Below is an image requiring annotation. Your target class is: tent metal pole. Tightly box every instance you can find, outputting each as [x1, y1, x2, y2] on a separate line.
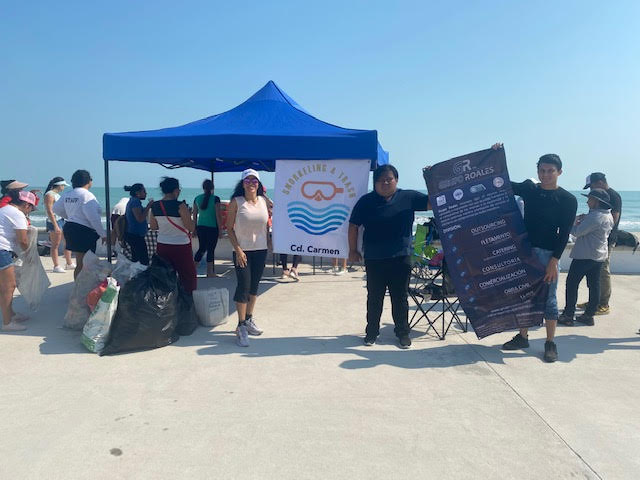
[104, 159, 112, 263]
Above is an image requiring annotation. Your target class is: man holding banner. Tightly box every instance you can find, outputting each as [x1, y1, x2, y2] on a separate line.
[348, 165, 431, 349]
[500, 147, 577, 362]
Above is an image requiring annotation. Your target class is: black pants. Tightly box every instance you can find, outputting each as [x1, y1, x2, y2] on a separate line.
[564, 259, 603, 317]
[233, 249, 267, 303]
[279, 254, 301, 270]
[364, 255, 411, 337]
[194, 226, 219, 263]
[124, 232, 149, 265]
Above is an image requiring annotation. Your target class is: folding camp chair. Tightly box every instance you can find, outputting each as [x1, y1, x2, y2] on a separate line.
[409, 230, 468, 339]
[411, 220, 440, 291]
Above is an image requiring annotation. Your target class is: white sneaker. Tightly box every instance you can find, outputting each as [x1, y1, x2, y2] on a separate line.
[53, 265, 66, 273]
[2, 321, 27, 332]
[334, 269, 346, 276]
[236, 324, 249, 347]
[66, 263, 76, 270]
[245, 317, 263, 336]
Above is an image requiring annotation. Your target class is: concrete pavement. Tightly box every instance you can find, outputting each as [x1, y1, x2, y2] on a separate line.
[1, 257, 639, 479]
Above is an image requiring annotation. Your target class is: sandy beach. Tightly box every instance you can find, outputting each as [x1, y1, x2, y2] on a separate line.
[1, 255, 639, 480]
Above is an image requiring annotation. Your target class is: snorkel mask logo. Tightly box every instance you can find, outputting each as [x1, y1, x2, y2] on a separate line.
[288, 181, 349, 236]
[301, 181, 344, 201]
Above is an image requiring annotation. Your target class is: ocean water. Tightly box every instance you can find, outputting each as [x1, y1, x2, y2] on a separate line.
[27, 187, 640, 232]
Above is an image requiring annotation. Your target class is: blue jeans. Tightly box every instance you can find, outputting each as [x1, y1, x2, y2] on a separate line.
[0, 249, 14, 271]
[533, 247, 559, 320]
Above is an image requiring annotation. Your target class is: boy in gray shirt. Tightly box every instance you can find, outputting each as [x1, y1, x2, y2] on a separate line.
[559, 189, 614, 326]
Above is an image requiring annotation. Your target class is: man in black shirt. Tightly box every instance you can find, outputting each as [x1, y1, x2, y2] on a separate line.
[500, 148, 578, 362]
[349, 164, 430, 349]
[580, 172, 621, 314]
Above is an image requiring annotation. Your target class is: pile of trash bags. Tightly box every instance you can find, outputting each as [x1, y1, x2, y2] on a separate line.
[77, 255, 196, 355]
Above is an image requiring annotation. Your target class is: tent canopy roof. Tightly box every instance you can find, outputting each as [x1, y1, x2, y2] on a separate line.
[103, 81, 388, 172]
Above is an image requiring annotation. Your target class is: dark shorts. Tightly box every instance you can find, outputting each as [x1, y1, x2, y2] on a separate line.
[46, 218, 65, 232]
[63, 221, 99, 254]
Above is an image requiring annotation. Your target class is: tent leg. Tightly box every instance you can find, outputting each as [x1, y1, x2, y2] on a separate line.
[104, 159, 112, 264]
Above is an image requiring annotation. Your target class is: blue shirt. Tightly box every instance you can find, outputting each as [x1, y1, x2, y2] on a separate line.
[350, 189, 430, 260]
[125, 197, 148, 236]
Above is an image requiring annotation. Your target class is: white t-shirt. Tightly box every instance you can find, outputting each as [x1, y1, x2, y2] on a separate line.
[112, 197, 129, 216]
[45, 190, 62, 221]
[53, 188, 107, 237]
[0, 204, 28, 251]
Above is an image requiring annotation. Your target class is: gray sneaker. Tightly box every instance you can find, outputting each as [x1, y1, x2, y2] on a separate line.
[236, 324, 249, 347]
[245, 317, 263, 336]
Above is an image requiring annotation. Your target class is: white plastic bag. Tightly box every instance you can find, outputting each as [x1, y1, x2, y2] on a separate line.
[15, 226, 51, 310]
[63, 251, 111, 330]
[193, 288, 229, 327]
[111, 253, 147, 286]
[81, 277, 119, 354]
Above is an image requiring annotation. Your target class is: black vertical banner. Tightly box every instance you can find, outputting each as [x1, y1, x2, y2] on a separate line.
[425, 148, 548, 338]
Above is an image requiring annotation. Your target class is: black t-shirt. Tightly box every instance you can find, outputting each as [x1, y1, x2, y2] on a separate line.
[511, 180, 577, 259]
[606, 187, 622, 245]
[349, 189, 430, 260]
[151, 199, 183, 218]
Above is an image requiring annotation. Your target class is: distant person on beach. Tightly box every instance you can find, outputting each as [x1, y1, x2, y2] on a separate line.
[559, 189, 613, 327]
[0, 191, 38, 331]
[577, 172, 621, 316]
[193, 179, 222, 277]
[348, 164, 431, 349]
[124, 183, 153, 266]
[44, 177, 75, 273]
[499, 147, 577, 362]
[53, 170, 107, 279]
[280, 254, 301, 280]
[150, 177, 196, 292]
[111, 196, 129, 229]
[332, 257, 347, 275]
[226, 169, 271, 347]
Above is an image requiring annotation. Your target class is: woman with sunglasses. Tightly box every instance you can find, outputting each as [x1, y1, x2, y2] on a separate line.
[149, 177, 196, 292]
[43, 176, 74, 273]
[53, 170, 106, 279]
[226, 169, 271, 347]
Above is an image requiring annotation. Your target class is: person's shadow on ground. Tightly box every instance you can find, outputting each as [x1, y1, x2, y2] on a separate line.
[195, 325, 640, 369]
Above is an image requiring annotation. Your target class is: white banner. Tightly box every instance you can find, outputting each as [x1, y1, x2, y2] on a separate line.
[273, 159, 370, 259]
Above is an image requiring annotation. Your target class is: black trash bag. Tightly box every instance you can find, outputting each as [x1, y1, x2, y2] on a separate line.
[176, 288, 198, 336]
[101, 255, 180, 355]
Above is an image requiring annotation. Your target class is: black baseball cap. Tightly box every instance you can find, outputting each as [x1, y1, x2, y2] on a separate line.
[583, 172, 606, 189]
[581, 188, 611, 208]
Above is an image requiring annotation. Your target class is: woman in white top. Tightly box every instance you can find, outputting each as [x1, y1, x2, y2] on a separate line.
[149, 177, 196, 293]
[226, 169, 271, 347]
[0, 191, 37, 331]
[53, 170, 107, 279]
[44, 176, 74, 273]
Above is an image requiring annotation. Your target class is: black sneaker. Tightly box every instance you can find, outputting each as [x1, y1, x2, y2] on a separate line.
[502, 333, 529, 350]
[363, 335, 377, 346]
[575, 314, 595, 326]
[398, 335, 412, 349]
[544, 341, 558, 362]
[558, 314, 575, 326]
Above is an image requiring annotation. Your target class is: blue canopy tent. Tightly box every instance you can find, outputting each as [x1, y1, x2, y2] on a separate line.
[101, 80, 389, 258]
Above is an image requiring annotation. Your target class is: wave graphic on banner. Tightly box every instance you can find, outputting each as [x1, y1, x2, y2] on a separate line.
[287, 201, 350, 236]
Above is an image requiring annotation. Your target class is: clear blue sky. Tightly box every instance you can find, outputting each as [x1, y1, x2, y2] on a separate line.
[2, 0, 639, 190]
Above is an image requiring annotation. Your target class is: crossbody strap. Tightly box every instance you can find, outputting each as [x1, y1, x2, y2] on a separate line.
[158, 201, 192, 240]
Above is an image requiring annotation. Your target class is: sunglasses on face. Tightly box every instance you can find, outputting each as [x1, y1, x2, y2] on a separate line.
[243, 178, 259, 185]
